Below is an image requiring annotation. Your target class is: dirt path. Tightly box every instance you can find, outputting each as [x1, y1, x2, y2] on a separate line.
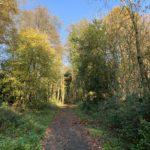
[42, 105, 102, 150]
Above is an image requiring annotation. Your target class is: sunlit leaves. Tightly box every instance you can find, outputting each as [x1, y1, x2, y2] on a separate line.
[8, 28, 61, 107]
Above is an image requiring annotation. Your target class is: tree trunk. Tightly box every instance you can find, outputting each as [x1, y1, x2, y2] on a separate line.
[129, 11, 150, 91]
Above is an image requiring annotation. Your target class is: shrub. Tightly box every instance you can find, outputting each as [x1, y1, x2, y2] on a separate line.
[80, 93, 150, 149]
[0, 108, 22, 131]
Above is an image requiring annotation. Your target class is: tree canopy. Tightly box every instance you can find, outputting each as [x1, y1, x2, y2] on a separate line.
[0, 1, 150, 149]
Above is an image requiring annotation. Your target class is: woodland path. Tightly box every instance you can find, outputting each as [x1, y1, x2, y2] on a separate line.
[42, 105, 102, 150]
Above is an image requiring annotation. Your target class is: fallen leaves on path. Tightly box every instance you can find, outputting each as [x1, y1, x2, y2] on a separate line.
[42, 105, 102, 150]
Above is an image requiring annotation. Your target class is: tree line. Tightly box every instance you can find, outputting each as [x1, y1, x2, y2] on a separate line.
[68, 0, 150, 149]
[0, 0, 64, 109]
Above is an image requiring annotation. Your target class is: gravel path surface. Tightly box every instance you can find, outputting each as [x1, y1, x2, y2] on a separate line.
[42, 105, 102, 150]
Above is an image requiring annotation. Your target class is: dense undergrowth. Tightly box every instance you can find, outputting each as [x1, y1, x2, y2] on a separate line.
[76, 93, 150, 150]
[0, 102, 58, 150]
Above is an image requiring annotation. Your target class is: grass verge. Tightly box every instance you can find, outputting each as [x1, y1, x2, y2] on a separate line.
[0, 103, 58, 150]
[75, 105, 124, 150]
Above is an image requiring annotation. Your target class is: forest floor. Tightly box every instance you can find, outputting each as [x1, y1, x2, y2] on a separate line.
[42, 105, 102, 150]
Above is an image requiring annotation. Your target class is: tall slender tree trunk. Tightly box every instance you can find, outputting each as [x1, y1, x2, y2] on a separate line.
[129, 10, 150, 91]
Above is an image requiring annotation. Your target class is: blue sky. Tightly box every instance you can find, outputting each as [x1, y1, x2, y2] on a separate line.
[21, 0, 120, 44]
[21, 0, 120, 66]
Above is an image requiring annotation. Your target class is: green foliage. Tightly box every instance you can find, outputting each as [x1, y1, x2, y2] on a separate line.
[0, 1, 63, 149]
[137, 120, 150, 150]
[69, 20, 112, 103]
[75, 105, 124, 150]
[0, 71, 21, 105]
[64, 70, 72, 103]
[0, 103, 57, 150]
[77, 93, 150, 150]
[6, 28, 61, 108]
[0, 108, 21, 130]
[69, 5, 150, 149]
